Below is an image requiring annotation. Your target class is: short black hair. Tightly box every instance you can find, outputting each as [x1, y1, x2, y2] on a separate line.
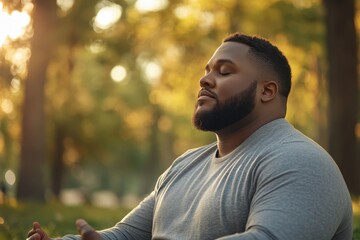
[223, 33, 292, 98]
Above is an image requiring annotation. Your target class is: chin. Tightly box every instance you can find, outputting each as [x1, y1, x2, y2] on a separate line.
[195, 103, 215, 114]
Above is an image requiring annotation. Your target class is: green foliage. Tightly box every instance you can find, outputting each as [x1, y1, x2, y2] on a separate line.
[0, 0, 357, 198]
[355, 214, 360, 239]
[0, 202, 130, 239]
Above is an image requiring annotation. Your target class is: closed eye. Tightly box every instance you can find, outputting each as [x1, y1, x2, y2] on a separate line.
[219, 72, 231, 76]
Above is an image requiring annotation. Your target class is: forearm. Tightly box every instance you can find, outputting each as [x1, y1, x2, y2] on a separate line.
[61, 222, 150, 240]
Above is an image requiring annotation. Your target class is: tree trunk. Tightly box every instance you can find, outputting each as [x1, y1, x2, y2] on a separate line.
[323, 0, 360, 195]
[16, 0, 57, 201]
[51, 125, 65, 199]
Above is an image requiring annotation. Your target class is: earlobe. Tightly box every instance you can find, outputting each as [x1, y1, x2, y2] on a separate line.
[260, 81, 278, 103]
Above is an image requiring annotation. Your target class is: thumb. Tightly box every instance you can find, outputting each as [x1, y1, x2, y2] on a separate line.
[75, 219, 102, 240]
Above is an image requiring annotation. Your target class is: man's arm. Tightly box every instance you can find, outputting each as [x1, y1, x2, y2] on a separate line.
[27, 191, 155, 240]
[92, 191, 155, 240]
[216, 146, 352, 240]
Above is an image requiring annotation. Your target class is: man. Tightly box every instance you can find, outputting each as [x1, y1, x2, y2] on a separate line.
[27, 33, 353, 240]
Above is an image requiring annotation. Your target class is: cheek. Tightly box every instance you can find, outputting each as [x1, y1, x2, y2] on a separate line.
[216, 80, 248, 102]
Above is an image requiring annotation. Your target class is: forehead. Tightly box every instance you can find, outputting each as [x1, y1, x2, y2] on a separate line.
[208, 41, 251, 66]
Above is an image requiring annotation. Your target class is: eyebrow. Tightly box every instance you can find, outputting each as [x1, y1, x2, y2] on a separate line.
[205, 59, 236, 72]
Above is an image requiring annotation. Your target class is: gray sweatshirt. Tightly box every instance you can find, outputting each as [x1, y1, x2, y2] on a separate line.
[64, 119, 352, 240]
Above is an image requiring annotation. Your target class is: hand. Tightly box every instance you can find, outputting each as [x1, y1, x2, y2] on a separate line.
[27, 222, 51, 240]
[76, 219, 102, 240]
[26, 219, 101, 240]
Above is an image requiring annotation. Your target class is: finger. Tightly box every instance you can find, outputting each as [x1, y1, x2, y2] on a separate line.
[33, 222, 41, 230]
[28, 222, 41, 237]
[76, 219, 94, 234]
[75, 219, 101, 240]
[28, 229, 37, 237]
[26, 232, 41, 240]
[35, 227, 48, 239]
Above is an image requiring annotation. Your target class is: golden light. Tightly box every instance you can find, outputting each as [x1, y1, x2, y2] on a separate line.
[5, 169, 16, 186]
[1, 99, 14, 114]
[136, 54, 163, 84]
[355, 122, 360, 138]
[0, 2, 31, 47]
[143, 61, 162, 85]
[111, 65, 127, 82]
[353, 199, 360, 215]
[93, 1, 122, 31]
[89, 40, 106, 54]
[57, 0, 74, 12]
[135, 0, 168, 13]
[10, 78, 21, 93]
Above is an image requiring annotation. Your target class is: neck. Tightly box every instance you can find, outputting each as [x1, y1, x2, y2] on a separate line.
[214, 115, 283, 158]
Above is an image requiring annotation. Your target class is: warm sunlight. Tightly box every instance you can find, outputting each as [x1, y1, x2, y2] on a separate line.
[138, 60, 162, 85]
[0, 2, 31, 47]
[0, 99, 14, 114]
[93, 1, 122, 31]
[57, 0, 74, 12]
[4, 170, 16, 186]
[111, 65, 127, 82]
[135, 0, 168, 13]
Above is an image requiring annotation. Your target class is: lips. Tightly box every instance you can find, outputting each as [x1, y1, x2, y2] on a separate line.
[198, 89, 216, 99]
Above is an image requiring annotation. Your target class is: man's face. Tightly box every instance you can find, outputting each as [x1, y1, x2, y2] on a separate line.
[192, 42, 259, 131]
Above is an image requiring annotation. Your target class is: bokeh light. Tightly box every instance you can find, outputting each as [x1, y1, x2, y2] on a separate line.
[143, 61, 162, 84]
[135, 0, 168, 13]
[93, 1, 122, 31]
[111, 65, 127, 82]
[57, 0, 74, 12]
[5, 170, 16, 186]
[0, 2, 31, 47]
[1, 99, 14, 114]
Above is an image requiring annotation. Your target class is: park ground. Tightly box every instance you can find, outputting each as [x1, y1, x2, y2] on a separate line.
[0, 198, 359, 239]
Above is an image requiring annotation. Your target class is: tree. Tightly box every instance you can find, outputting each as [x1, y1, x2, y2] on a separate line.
[323, 0, 360, 195]
[16, 0, 58, 201]
[12, 0, 353, 201]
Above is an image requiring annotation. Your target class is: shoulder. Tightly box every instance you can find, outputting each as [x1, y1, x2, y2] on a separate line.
[250, 120, 350, 198]
[250, 129, 353, 238]
[252, 119, 336, 171]
[253, 125, 352, 210]
[255, 127, 340, 183]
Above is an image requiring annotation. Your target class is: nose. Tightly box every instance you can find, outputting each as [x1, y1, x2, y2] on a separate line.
[199, 73, 215, 88]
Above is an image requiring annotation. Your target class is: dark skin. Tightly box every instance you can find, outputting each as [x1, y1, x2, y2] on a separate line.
[197, 41, 286, 157]
[27, 220, 101, 240]
[27, 42, 286, 240]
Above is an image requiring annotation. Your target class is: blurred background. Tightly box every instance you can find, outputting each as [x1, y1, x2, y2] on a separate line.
[0, 0, 359, 209]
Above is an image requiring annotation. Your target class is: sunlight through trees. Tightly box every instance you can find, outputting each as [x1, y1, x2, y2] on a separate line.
[0, 0, 358, 201]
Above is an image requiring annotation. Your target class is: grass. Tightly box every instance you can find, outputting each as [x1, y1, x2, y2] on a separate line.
[0, 199, 360, 239]
[354, 199, 360, 240]
[0, 199, 131, 240]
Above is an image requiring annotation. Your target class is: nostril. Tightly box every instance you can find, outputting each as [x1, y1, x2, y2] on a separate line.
[200, 75, 215, 88]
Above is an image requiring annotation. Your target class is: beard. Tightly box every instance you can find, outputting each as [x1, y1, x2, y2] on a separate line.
[192, 81, 257, 131]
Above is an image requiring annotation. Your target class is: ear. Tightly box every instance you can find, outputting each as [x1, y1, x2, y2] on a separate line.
[260, 81, 278, 103]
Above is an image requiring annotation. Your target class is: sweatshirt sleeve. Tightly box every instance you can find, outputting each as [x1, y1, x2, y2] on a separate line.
[62, 191, 155, 240]
[61, 163, 177, 240]
[216, 142, 352, 240]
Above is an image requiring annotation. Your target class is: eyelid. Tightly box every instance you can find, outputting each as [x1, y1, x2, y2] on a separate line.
[205, 61, 234, 75]
[219, 66, 232, 75]
[219, 71, 231, 76]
